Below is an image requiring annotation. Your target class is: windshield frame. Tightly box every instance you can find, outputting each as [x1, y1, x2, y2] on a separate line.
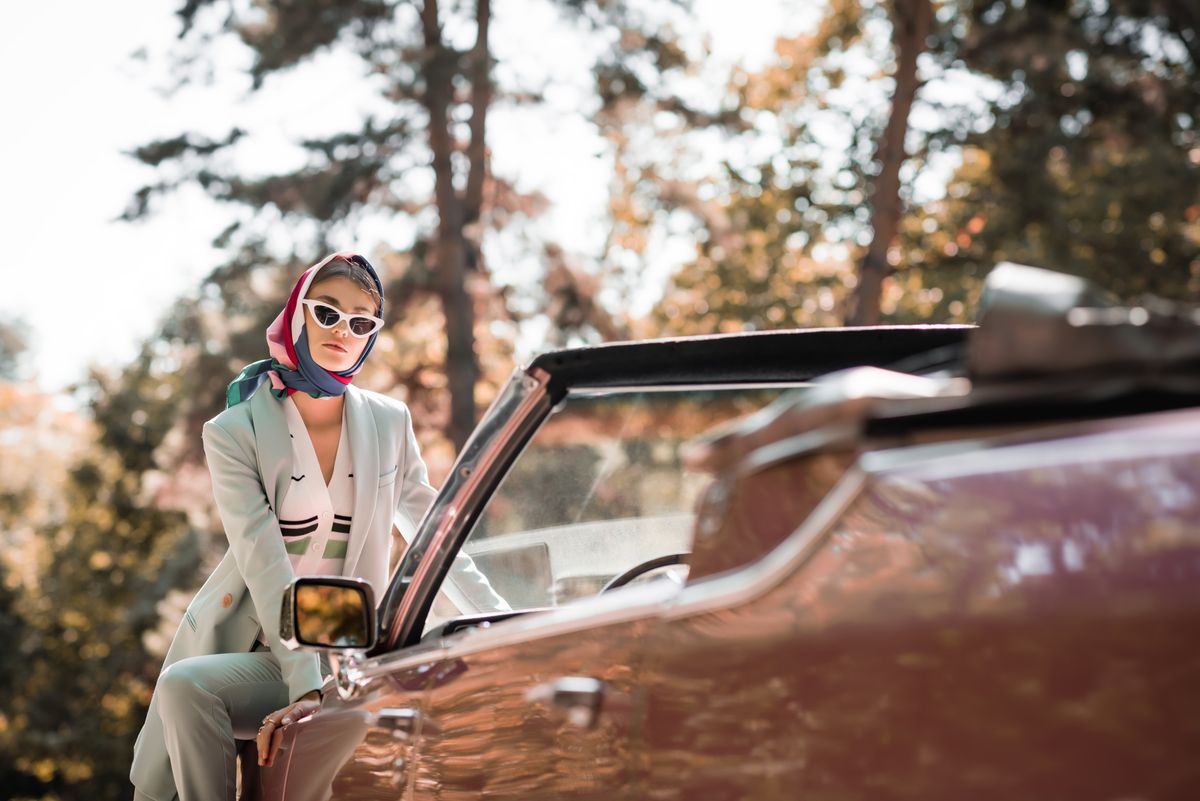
[378, 367, 553, 650]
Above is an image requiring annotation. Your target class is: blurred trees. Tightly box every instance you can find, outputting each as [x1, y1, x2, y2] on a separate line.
[643, 0, 1198, 333]
[126, 0, 698, 450]
[910, 0, 1200, 306]
[0, 319, 28, 380]
[849, 0, 932, 324]
[637, 0, 914, 333]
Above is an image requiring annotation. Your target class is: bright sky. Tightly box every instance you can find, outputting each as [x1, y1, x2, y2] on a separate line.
[1, 0, 795, 397]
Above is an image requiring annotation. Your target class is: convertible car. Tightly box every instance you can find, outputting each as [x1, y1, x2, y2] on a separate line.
[253, 263, 1200, 800]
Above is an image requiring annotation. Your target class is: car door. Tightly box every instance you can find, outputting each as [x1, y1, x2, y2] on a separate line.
[240, 653, 436, 801]
[639, 409, 1200, 800]
[403, 591, 668, 800]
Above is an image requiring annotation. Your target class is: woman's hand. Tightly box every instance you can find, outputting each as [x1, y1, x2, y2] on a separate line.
[257, 690, 320, 767]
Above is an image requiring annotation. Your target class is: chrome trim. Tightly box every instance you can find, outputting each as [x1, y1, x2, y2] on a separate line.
[340, 640, 446, 687]
[567, 382, 813, 398]
[349, 584, 676, 685]
[661, 467, 868, 620]
[424, 578, 682, 664]
[332, 651, 367, 700]
[735, 422, 859, 477]
[859, 405, 1200, 476]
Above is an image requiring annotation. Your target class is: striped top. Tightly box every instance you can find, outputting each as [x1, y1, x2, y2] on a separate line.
[259, 396, 355, 647]
[278, 396, 355, 574]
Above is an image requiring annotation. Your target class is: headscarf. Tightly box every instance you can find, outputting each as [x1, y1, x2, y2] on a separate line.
[225, 253, 385, 408]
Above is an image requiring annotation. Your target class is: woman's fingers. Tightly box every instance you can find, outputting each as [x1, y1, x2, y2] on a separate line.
[258, 700, 320, 767]
[266, 725, 286, 767]
[257, 718, 274, 765]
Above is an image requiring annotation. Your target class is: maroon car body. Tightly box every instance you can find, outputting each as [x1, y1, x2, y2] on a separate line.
[246, 265, 1200, 800]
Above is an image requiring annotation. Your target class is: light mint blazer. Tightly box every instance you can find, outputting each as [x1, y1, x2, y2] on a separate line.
[130, 383, 437, 801]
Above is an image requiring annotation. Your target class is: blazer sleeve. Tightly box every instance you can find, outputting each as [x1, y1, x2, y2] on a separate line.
[392, 405, 438, 541]
[391, 406, 510, 614]
[202, 419, 324, 703]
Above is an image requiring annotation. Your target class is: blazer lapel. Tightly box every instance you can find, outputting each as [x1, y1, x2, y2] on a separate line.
[249, 384, 292, 513]
[343, 385, 380, 576]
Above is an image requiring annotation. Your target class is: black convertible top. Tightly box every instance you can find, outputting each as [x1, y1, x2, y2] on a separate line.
[527, 325, 971, 400]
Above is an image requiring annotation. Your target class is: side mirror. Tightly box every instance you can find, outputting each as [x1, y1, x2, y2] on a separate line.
[281, 576, 378, 652]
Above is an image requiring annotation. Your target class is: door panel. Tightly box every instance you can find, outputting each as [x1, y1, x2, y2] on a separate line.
[642, 422, 1200, 799]
[410, 613, 653, 800]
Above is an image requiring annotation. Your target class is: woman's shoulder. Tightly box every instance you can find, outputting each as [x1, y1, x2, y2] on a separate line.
[206, 394, 255, 434]
[351, 386, 413, 423]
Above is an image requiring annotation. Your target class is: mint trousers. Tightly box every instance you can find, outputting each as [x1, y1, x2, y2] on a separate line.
[134, 645, 290, 801]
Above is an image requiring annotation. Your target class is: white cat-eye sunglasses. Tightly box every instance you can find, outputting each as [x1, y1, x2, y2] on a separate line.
[301, 299, 384, 338]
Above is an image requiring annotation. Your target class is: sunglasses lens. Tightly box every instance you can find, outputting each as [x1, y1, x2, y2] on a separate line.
[312, 303, 341, 327]
[349, 317, 378, 336]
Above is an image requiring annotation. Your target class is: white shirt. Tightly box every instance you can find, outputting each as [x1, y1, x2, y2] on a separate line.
[258, 396, 355, 646]
[277, 396, 356, 575]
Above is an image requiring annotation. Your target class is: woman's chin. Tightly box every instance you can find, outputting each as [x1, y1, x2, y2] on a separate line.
[314, 348, 355, 372]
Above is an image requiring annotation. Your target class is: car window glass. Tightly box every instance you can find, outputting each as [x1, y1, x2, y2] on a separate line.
[423, 386, 788, 635]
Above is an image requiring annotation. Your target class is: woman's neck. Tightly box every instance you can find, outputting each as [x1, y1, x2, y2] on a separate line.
[290, 391, 345, 429]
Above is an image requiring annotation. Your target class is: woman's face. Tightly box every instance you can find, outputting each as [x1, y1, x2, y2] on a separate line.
[303, 276, 379, 372]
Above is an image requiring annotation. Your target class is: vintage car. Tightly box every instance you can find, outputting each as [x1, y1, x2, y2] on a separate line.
[253, 263, 1200, 800]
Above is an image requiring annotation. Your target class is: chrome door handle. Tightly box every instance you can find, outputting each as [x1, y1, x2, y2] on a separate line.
[374, 707, 420, 741]
[371, 708, 427, 790]
[374, 707, 442, 740]
[526, 676, 605, 729]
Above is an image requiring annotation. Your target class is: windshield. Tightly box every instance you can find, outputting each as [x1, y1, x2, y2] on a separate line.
[422, 385, 794, 635]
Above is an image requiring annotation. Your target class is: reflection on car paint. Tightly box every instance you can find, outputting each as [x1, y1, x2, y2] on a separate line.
[639, 409, 1200, 800]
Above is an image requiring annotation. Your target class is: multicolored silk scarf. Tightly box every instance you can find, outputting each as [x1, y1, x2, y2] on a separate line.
[225, 253, 385, 408]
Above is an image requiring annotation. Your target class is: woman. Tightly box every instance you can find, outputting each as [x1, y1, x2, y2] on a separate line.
[129, 253, 438, 801]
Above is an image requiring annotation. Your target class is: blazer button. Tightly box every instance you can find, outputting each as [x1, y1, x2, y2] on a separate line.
[222, 593, 233, 608]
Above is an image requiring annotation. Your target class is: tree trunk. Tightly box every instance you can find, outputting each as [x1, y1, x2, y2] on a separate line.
[848, 0, 932, 326]
[421, 0, 483, 452]
[464, 0, 491, 228]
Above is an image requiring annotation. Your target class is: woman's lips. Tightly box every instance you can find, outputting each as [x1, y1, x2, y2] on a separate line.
[322, 342, 348, 353]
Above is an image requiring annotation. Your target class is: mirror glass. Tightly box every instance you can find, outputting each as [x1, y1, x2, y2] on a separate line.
[295, 583, 371, 648]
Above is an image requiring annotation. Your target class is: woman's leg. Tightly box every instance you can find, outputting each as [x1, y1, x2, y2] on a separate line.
[154, 650, 290, 801]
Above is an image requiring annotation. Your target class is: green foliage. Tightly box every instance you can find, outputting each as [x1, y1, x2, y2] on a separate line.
[0, 560, 38, 795]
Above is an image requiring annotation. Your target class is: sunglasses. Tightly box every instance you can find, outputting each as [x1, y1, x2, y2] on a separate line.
[301, 299, 384, 338]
